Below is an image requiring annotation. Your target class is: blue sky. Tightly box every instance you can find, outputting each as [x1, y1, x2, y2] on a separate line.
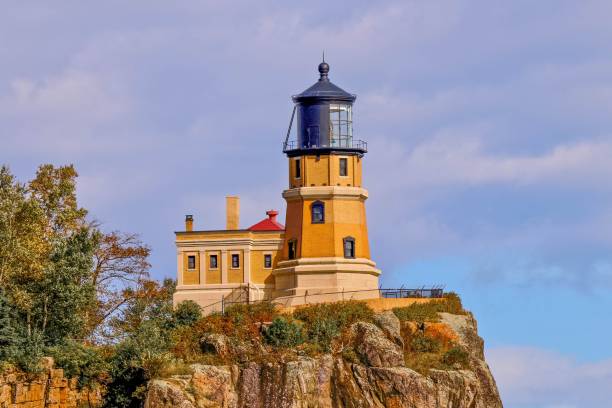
[2, 1, 612, 406]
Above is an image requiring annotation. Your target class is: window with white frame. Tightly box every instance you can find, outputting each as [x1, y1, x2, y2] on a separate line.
[343, 237, 355, 259]
[329, 104, 352, 148]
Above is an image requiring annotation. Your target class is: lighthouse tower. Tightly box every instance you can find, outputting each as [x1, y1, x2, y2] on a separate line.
[273, 61, 381, 304]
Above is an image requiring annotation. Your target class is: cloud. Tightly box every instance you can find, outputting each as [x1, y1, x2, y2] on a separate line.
[488, 346, 612, 408]
[385, 135, 612, 189]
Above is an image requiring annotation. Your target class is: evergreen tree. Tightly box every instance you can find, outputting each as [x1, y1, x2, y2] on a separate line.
[0, 289, 18, 362]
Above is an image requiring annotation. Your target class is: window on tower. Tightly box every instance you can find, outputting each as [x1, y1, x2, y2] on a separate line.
[288, 239, 297, 260]
[343, 237, 355, 259]
[339, 158, 348, 177]
[295, 159, 301, 179]
[329, 104, 352, 148]
[311, 201, 325, 224]
[231, 254, 240, 268]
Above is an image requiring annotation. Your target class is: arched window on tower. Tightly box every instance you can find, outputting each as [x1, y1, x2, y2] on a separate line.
[311, 201, 325, 224]
[343, 237, 355, 259]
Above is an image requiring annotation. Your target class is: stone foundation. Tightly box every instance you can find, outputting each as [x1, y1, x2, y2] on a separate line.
[0, 358, 101, 408]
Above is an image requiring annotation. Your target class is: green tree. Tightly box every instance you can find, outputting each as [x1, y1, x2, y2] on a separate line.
[103, 279, 177, 408]
[0, 289, 20, 363]
[29, 229, 97, 343]
[0, 166, 48, 291]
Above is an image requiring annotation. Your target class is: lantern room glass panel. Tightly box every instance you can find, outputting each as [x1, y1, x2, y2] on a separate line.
[329, 104, 353, 148]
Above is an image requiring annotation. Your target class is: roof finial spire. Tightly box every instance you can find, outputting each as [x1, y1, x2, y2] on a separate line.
[318, 53, 330, 81]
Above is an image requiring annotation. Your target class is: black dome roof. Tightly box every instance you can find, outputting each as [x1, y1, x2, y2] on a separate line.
[292, 62, 356, 103]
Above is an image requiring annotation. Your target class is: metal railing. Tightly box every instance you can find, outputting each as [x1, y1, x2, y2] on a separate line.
[381, 286, 445, 299]
[198, 285, 446, 314]
[283, 139, 368, 153]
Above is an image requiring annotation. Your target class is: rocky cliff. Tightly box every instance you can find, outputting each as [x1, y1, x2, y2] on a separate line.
[0, 358, 101, 408]
[144, 308, 502, 408]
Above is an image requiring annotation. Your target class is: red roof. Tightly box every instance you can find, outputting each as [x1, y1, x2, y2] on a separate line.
[248, 210, 285, 231]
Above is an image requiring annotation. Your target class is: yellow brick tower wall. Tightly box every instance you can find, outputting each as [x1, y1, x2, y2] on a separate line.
[282, 154, 370, 260]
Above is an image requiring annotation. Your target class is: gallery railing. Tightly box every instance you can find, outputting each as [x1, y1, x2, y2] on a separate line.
[198, 286, 446, 314]
[282, 139, 368, 153]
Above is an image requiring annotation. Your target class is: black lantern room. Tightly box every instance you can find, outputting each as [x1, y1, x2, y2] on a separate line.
[283, 61, 367, 157]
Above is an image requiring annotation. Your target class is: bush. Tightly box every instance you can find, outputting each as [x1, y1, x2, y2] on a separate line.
[442, 346, 469, 368]
[225, 302, 276, 323]
[263, 317, 303, 348]
[410, 333, 441, 353]
[424, 323, 458, 349]
[103, 321, 172, 408]
[12, 331, 45, 374]
[341, 347, 360, 364]
[47, 340, 108, 387]
[441, 293, 465, 315]
[173, 300, 202, 327]
[293, 301, 373, 352]
[393, 293, 466, 323]
[308, 318, 340, 352]
[294, 301, 373, 328]
[404, 352, 442, 375]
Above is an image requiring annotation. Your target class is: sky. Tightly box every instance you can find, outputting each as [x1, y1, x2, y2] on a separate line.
[2, 1, 612, 406]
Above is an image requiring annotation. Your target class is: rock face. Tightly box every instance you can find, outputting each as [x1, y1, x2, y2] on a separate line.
[145, 312, 503, 408]
[0, 358, 101, 408]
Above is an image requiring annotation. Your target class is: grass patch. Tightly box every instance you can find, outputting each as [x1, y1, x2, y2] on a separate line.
[404, 352, 444, 375]
[441, 346, 469, 368]
[392, 292, 466, 323]
[293, 301, 374, 352]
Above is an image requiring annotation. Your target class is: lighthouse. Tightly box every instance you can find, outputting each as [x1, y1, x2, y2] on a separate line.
[273, 60, 381, 303]
[173, 60, 381, 313]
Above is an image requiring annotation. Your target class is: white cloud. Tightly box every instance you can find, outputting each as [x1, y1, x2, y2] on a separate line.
[403, 137, 612, 187]
[488, 346, 612, 408]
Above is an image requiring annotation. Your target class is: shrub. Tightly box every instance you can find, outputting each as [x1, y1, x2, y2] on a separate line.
[393, 293, 466, 323]
[263, 317, 303, 348]
[225, 302, 276, 323]
[404, 352, 442, 375]
[308, 318, 340, 352]
[103, 320, 172, 408]
[341, 347, 360, 364]
[293, 301, 373, 353]
[424, 323, 458, 349]
[12, 331, 45, 374]
[173, 300, 202, 327]
[442, 346, 469, 368]
[410, 333, 441, 353]
[47, 340, 108, 387]
[294, 301, 373, 328]
[441, 292, 465, 315]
